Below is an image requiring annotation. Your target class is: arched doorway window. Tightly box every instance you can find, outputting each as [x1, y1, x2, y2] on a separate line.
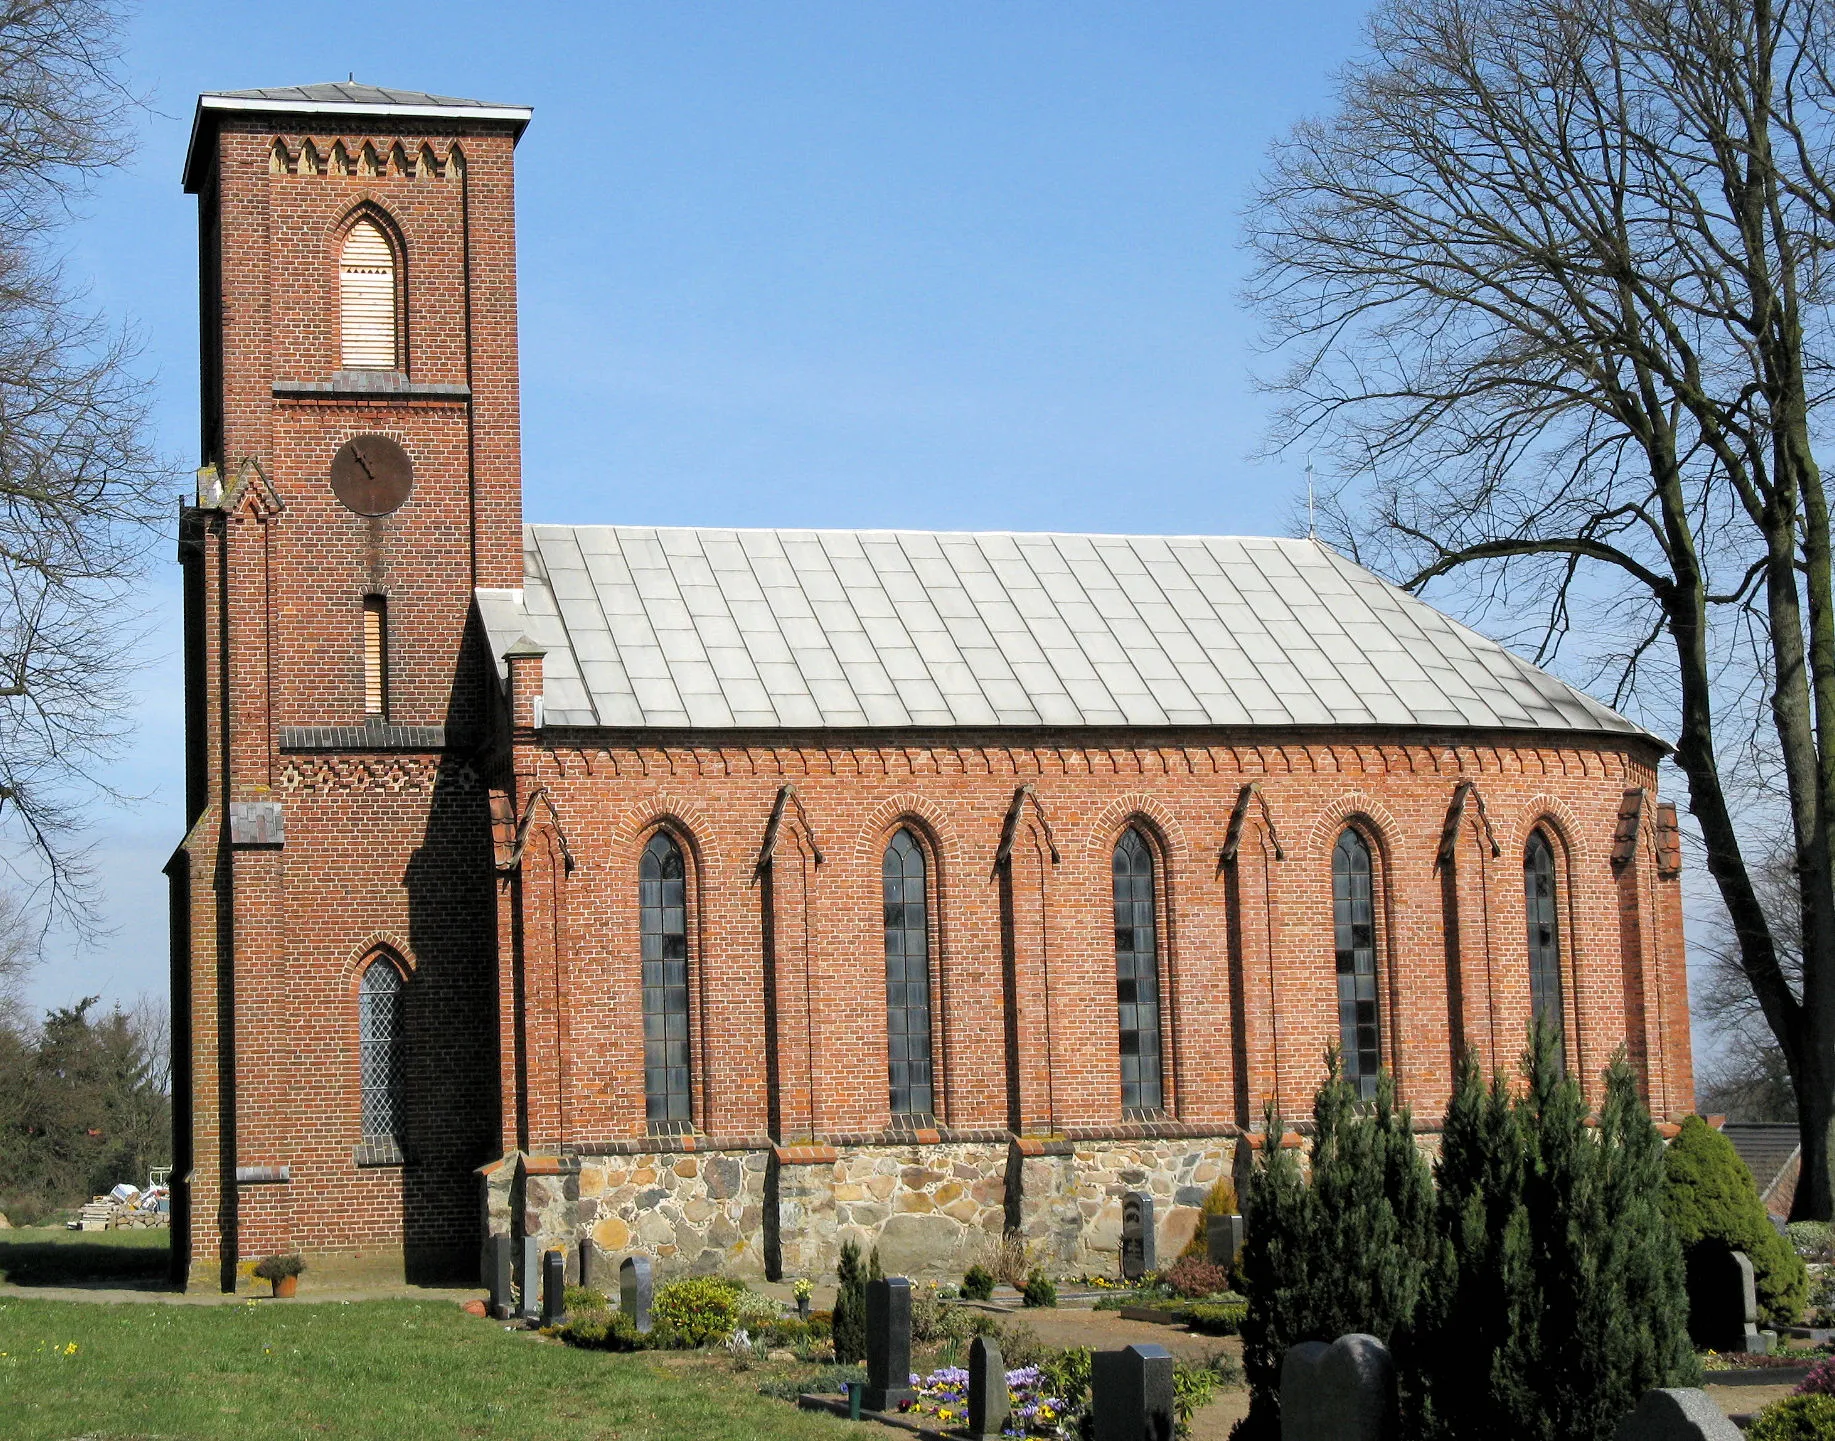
[1333, 828, 1381, 1098]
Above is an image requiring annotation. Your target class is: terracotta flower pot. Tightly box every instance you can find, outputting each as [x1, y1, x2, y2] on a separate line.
[272, 1275, 297, 1298]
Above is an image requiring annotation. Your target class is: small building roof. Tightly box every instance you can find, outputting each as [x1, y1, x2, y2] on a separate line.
[1720, 1122, 1802, 1217]
[184, 82, 532, 191]
[473, 525, 1655, 739]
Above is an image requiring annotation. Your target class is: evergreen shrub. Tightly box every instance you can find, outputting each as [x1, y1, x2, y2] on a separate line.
[1020, 1269, 1058, 1307]
[1665, 1114, 1808, 1329]
[832, 1241, 868, 1363]
[651, 1276, 741, 1346]
[960, 1263, 995, 1301]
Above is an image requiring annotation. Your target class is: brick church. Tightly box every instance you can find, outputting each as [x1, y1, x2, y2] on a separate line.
[169, 84, 1693, 1291]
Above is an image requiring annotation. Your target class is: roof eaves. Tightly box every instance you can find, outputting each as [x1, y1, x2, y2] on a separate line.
[184, 89, 533, 192]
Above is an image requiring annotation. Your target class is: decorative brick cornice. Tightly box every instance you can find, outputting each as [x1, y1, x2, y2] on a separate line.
[280, 723, 446, 751]
[565, 1134, 771, 1158]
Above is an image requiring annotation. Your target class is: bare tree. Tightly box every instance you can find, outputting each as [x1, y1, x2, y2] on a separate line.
[0, 0, 166, 929]
[1695, 846, 1801, 1118]
[1247, 0, 1835, 1217]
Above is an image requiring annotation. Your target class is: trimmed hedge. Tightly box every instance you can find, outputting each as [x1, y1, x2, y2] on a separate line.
[1664, 1114, 1808, 1329]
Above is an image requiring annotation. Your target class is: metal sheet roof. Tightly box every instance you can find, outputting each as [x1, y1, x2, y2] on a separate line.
[473, 526, 1649, 739]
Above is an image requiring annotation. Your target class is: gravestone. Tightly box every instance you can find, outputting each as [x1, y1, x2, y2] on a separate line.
[968, 1334, 1009, 1439]
[1207, 1213, 1245, 1270]
[578, 1238, 593, 1291]
[1686, 1247, 1763, 1354]
[518, 1236, 541, 1321]
[1612, 1388, 1743, 1441]
[1122, 1192, 1156, 1280]
[541, 1249, 566, 1327]
[487, 1234, 514, 1320]
[1091, 1343, 1175, 1441]
[1280, 1333, 1394, 1441]
[863, 1276, 916, 1412]
[620, 1254, 654, 1334]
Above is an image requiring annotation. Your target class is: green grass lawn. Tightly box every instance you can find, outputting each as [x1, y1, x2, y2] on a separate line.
[0, 1227, 170, 1286]
[0, 1296, 855, 1440]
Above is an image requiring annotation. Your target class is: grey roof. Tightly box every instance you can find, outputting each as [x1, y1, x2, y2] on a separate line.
[473, 526, 1651, 738]
[202, 82, 522, 111]
[185, 82, 531, 191]
[1720, 1123, 1801, 1203]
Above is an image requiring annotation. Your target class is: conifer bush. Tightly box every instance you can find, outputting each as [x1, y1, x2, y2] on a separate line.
[832, 1240, 867, 1363]
[1232, 1028, 1696, 1441]
[1665, 1113, 1807, 1329]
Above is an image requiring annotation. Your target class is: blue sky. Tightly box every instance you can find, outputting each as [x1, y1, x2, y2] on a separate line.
[27, 2, 1378, 1014]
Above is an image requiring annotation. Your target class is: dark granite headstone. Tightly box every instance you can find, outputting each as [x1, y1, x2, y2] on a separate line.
[968, 1334, 1009, 1439]
[1122, 1191, 1156, 1280]
[541, 1249, 566, 1327]
[518, 1236, 541, 1320]
[1611, 1388, 1743, 1441]
[620, 1254, 654, 1334]
[578, 1238, 593, 1291]
[1206, 1213, 1245, 1270]
[487, 1234, 514, 1320]
[1091, 1343, 1174, 1441]
[1280, 1333, 1394, 1441]
[1686, 1247, 1763, 1354]
[864, 1276, 916, 1412]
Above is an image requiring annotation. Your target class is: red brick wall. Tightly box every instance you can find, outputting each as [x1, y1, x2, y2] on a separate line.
[499, 732, 1694, 1156]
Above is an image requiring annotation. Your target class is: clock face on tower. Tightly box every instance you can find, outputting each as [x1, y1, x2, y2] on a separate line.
[330, 435, 414, 516]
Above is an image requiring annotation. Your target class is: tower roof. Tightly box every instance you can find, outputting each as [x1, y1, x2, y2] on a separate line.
[184, 82, 532, 191]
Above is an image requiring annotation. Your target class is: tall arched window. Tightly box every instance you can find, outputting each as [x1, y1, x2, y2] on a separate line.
[340, 219, 397, 369]
[640, 831, 692, 1125]
[1333, 828, 1381, 1099]
[359, 959, 406, 1140]
[1113, 827, 1164, 1112]
[883, 828, 934, 1118]
[1524, 830, 1566, 1059]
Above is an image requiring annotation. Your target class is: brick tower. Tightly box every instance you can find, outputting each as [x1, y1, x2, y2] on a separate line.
[170, 85, 531, 1289]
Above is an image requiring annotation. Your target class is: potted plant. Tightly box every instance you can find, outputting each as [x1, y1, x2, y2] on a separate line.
[253, 1253, 305, 1298]
[793, 1276, 814, 1320]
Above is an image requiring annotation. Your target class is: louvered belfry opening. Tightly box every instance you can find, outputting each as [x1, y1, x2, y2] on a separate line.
[363, 597, 388, 717]
[340, 219, 397, 369]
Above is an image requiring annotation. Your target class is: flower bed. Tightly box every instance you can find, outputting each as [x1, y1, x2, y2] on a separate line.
[898, 1364, 1078, 1437]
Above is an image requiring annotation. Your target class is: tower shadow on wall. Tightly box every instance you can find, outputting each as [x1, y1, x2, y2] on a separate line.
[398, 621, 500, 1284]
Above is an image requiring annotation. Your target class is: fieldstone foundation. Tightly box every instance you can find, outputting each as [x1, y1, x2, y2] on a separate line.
[485, 1126, 1257, 1282]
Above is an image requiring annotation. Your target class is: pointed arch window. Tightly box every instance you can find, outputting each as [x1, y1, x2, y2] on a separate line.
[1333, 828, 1381, 1098]
[640, 832, 692, 1124]
[340, 219, 397, 369]
[1113, 827, 1164, 1112]
[1525, 830, 1566, 1060]
[883, 828, 934, 1118]
[359, 959, 406, 1140]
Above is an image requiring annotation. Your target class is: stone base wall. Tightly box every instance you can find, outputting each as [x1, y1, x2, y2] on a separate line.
[487, 1129, 1253, 1284]
[1011, 1137, 1236, 1274]
[772, 1140, 1010, 1280]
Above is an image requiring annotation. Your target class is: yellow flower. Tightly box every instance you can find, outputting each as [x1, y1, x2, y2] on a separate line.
[62, 1343, 77, 1355]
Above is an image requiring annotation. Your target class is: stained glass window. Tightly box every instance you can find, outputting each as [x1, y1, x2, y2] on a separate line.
[359, 960, 406, 1140]
[1113, 828, 1164, 1112]
[883, 828, 934, 1118]
[1525, 830, 1566, 1062]
[641, 831, 692, 1124]
[1333, 828, 1381, 1099]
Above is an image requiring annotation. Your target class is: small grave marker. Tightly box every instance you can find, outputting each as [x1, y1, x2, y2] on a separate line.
[1091, 1342, 1174, 1441]
[486, 1234, 513, 1320]
[620, 1254, 653, 1333]
[1207, 1212, 1245, 1269]
[1122, 1191, 1156, 1280]
[863, 1276, 916, 1412]
[1280, 1333, 1394, 1441]
[541, 1249, 566, 1327]
[968, 1334, 1009, 1439]
[518, 1236, 540, 1320]
[1612, 1388, 1742, 1441]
